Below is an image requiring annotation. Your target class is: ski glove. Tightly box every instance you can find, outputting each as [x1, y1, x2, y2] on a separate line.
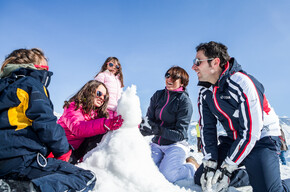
[212, 161, 238, 192]
[200, 159, 218, 192]
[104, 115, 124, 131]
[139, 116, 160, 136]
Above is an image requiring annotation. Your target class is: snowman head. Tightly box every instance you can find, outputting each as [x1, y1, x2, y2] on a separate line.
[117, 85, 142, 128]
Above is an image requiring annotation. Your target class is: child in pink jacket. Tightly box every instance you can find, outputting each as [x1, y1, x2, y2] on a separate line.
[95, 57, 124, 118]
[58, 80, 123, 164]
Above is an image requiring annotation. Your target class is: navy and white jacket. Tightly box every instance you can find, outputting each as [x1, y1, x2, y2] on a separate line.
[198, 58, 280, 165]
[0, 67, 70, 162]
[147, 88, 193, 146]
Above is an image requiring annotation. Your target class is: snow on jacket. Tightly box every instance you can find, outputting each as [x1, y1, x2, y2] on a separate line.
[0, 67, 70, 161]
[57, 102, 107, 149]
[147, 88, 193, 146]
[197, 58, 280, 165]
[95, 70, 122, 111]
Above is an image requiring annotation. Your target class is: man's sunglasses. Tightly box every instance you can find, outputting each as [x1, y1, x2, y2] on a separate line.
[108, 63, 120, 69]
[193, 58, 214, 66]
[96, 91, 107, 100]
[165, 72, 181, 79]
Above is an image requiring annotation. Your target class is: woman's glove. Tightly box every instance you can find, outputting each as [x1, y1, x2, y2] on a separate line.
[211, 161, 238, 192]
[139, 116, 160, 136]
[200, 159, 218, 192]
[104, 115, 124, 131]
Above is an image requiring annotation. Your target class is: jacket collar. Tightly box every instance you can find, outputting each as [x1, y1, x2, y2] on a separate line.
[0, 63, 37, 78]
[104, 69, 120, 78]
[165, 87, 189, 96]
[0, 67, 53, 92]
[197, 57, 242, 89]
[216, 57, 242, 87]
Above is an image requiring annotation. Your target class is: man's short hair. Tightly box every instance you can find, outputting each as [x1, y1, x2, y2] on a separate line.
[196, 41, 230, 68]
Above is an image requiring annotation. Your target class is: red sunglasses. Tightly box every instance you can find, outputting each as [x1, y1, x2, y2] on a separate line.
[34, 65, 49, 71]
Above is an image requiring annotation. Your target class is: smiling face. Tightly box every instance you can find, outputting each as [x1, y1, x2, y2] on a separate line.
[192, 50, 222, 84]
[94, 84, 107, 107]
[192, 50, 213, 82]
[165, 77, 183, 91]
[106, 60, 119, 75]
[165, 72, 183, 91]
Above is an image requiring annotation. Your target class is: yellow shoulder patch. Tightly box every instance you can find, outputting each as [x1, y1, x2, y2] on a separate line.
[43, 86, 48, 97]
[8, 88, 33, 131]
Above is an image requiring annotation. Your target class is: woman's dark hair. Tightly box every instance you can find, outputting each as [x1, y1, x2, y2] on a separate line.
[1, 48, 47, 71]
[63, 80, 109, 118]
[196, 41, 230, 68]
[95, 57, 124, 88]
[165, 66, 189, 88]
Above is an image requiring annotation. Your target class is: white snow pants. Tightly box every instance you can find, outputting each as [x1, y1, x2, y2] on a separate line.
[150, 142, 195, 183]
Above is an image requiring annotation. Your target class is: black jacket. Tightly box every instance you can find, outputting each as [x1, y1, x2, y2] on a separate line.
[147, 88, 193, 145]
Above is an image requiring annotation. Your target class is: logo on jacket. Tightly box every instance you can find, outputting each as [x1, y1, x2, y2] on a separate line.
[220, 95, 231, 99]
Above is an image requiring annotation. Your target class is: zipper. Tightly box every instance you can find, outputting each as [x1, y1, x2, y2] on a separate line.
[213, 86, 237, 139]
[158, 90, 170, 144]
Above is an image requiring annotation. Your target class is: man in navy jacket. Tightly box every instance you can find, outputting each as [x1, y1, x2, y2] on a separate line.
[192, 41, 290, 192]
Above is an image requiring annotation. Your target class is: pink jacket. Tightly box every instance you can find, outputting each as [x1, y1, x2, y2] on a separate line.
[57, 102, 107, 149]
[95, 70, 122, 111]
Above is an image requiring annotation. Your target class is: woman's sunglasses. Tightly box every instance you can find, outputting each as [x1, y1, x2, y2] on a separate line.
[96, 91, 107, 100]
[165, 72, 181, 80]
[108, 63, 120, 69]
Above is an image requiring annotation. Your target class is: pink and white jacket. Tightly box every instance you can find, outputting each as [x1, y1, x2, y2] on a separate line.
[95, 70, 122, 111]
[57, 102, 107, 150]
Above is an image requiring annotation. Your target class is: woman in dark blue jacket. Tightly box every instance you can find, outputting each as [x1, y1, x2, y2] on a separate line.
[140, 66, 197, 183]
[0, 48, 95, 192]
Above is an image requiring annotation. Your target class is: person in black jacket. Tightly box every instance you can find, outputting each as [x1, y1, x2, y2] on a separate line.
[139, 66, 198, 183]
[0, 48, 96, 192]
[192, 41, 290, 192]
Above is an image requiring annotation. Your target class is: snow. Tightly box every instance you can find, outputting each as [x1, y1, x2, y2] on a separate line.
[77, 85, 290, 192]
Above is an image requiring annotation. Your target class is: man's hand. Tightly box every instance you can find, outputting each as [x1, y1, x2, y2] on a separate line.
[211, 161, 238, 192]
[200, 159, 218, 192]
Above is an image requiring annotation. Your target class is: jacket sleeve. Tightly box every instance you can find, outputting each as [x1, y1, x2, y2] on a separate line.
[60, 105, 107, 138]
[146, 91, 158, 123]
[225, 72, 264, 165]
[25, 83, 70, 157]
[198, 87, 219, 161]
[95, 72, 105, 83]
[159, 94, 193, 142]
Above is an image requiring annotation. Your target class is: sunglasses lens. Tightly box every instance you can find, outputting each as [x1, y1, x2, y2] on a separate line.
[109, 63, 114, 67]
[165, 72, 170, 78]
[116, 65, 120, 69]
[193, 59, 200, 66]
[97, 91, 103, 97]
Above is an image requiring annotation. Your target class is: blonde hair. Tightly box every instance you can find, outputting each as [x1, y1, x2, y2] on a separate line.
[1, 48, 47, 72]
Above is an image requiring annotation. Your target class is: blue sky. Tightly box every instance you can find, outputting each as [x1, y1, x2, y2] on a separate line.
[1, 0, 290, 119]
